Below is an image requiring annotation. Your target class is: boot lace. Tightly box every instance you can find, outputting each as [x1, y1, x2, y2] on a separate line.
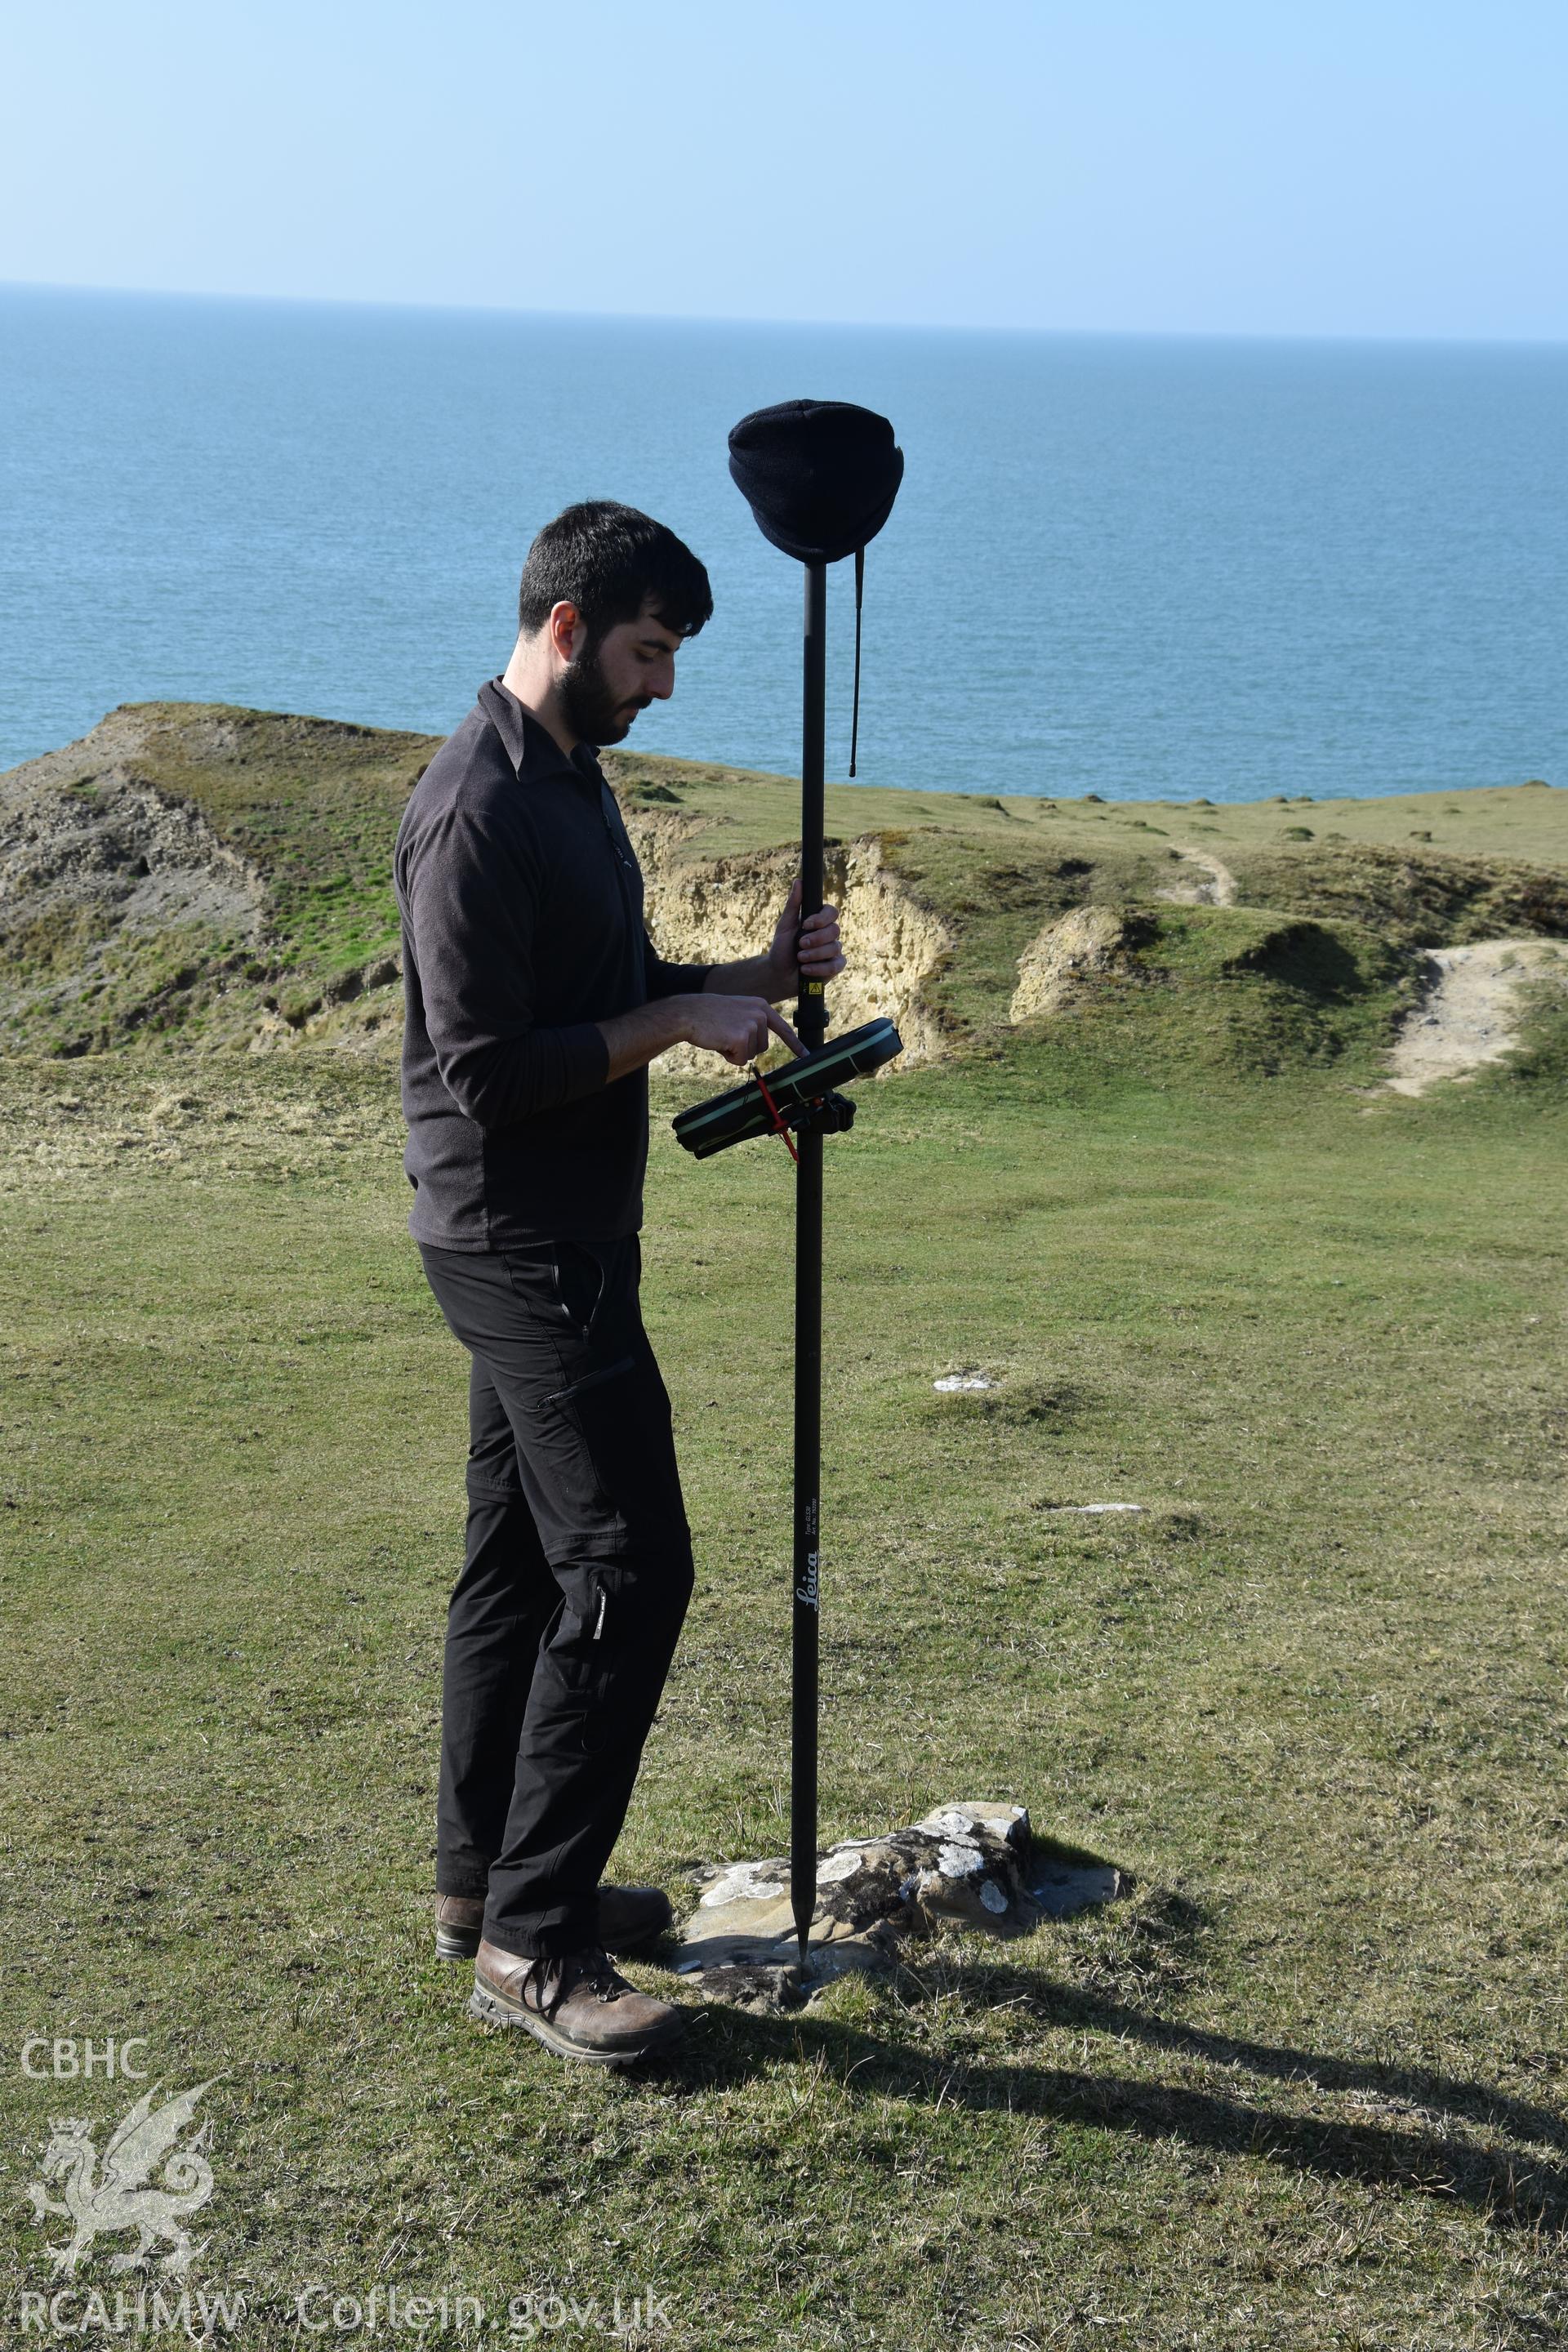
[528, 1947, 622, 2020]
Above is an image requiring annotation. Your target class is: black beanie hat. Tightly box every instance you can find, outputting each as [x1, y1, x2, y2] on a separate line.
[727, 399, 904, 567]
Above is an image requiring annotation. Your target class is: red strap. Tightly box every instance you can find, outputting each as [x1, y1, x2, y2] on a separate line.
[753, 1065, 800, 1165]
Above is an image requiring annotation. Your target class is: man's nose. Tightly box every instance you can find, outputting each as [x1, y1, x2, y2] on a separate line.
[649, 658, 675, 701]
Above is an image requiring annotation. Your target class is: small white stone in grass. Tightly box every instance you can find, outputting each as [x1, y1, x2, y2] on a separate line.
[934, 1373, 995, 1392]
[1041, 1503, 1146, 1515]
[979, 1879, 1010, 1915]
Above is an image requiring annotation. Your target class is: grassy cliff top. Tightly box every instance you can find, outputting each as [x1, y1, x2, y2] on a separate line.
[2, 699, 1565, 1069]
[18, 694, 1568, 883]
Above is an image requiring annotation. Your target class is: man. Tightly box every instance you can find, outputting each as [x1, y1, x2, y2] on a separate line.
[394, 501, 845, 2065]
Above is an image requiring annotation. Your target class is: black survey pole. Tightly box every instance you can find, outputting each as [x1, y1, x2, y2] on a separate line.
[791, 562, 828, 1966]
[724, 399, 904, 1978]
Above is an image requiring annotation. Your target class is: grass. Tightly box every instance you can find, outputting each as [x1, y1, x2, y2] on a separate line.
[2, 945, 1566, 2347]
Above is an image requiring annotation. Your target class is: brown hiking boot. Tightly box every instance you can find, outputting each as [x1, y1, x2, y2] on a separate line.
[470, 1940, 685, 2065]
[434, 1895, 487, 1961]
[598, 1882, 674, 1951]
[434, 1883, 672, 1962]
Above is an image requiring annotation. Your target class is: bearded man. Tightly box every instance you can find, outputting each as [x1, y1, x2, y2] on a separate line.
[394, 501, 844, 2063]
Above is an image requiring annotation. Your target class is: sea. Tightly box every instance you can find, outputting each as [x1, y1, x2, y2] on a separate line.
[2, 285, 1565, 802]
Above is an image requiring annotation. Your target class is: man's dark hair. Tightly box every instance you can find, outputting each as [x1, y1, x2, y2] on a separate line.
[517, 501, 712, 645]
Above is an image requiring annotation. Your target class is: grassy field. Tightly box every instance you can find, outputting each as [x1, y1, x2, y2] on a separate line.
[2, 898, 1566, 2348]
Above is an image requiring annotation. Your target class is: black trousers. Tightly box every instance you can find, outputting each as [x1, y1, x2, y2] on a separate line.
[419, 1236, 694, 1959]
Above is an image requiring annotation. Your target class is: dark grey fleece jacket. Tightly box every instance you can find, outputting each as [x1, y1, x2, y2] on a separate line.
[393, 680, 710, 1250]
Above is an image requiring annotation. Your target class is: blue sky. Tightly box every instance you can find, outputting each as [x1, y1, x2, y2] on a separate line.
[2, 0, 1564, 339]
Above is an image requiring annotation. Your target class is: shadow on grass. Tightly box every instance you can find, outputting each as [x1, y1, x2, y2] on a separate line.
[667, 1975, 1568, 2232]
[997, 1976, 1568, 2164]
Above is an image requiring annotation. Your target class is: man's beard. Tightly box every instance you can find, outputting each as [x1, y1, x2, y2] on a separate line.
[559, 641, 648, 746]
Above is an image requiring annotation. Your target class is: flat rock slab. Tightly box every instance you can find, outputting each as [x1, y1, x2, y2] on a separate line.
[675, 1802, 1125, 2007]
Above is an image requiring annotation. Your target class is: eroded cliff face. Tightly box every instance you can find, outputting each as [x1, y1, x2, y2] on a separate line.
[0, 752, 265, 942]
[0, 713, 271, 1054]
[1009, 906, 1134, 1022]
[251, 808, 958, 1067]
[628, 822, 955, 1076]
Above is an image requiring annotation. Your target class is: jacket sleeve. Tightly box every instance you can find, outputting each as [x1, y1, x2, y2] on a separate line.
[401, 805, 609, 1127]
[643, 929, 711, 1000]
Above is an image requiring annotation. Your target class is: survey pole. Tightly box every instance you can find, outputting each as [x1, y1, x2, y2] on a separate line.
[791, 558, 827, 1966]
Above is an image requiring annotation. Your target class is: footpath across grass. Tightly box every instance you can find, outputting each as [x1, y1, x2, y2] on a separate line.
[1, 1025, 1565, 2350]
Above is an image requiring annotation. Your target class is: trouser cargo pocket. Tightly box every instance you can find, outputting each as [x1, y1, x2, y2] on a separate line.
[546, 1561, 670, 1758]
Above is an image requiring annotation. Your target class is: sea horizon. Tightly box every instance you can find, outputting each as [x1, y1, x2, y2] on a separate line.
[10, 275, 1568, 350]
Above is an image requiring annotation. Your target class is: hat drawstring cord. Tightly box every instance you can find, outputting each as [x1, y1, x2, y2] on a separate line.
[849, 546, 865, 777]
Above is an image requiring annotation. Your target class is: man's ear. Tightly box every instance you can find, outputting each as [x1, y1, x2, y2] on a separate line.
[547, 600, 586, 667]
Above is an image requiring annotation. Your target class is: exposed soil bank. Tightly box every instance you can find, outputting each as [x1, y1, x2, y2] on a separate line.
[1385, 939, 1568, 1094]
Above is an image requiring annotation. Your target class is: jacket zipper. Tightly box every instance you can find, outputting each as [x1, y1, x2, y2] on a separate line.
[595, 782, 640, 922]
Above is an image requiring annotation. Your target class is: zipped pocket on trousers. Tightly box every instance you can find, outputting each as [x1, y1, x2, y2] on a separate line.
[550, 1240, 608, 1344]
[544, 1354, 635, 1409]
